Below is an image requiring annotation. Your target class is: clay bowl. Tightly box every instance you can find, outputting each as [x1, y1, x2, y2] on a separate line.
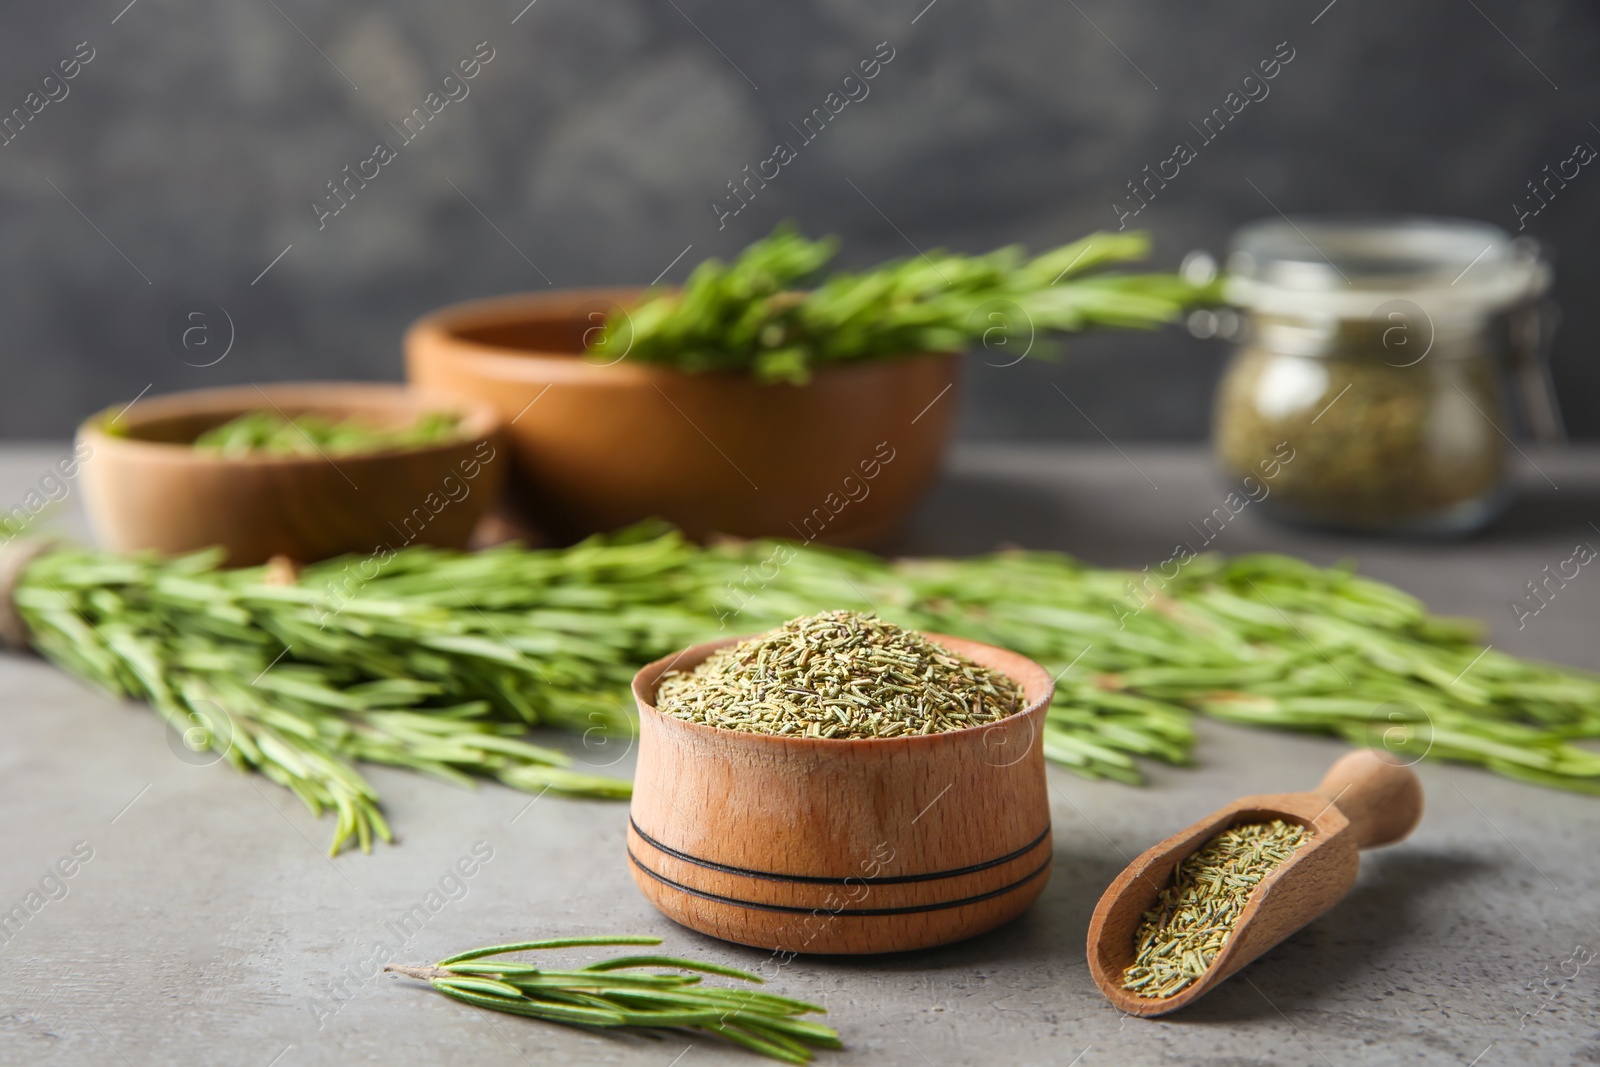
[405, 289, 961, 548]
[626, 632, 1054, 955]
[77, 383, 506, 566]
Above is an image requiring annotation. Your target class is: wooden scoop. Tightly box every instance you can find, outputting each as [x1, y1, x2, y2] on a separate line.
[1086, 749, 1423, 1016]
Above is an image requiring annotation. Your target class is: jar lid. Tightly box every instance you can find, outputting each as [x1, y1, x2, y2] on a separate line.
[1225, 216, 1549, 322]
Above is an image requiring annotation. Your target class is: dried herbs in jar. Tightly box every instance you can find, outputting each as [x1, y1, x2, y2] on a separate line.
[1215, 217, 1554, 535]
[1214, 327, 1507, 530]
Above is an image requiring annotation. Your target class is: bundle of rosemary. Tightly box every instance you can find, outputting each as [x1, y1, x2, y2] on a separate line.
[11, 524, 1600, 855]
[588, 227, 1216, 383]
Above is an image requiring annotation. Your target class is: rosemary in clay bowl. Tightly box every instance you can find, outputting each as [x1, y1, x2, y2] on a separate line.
[654, 610, 1026, 739]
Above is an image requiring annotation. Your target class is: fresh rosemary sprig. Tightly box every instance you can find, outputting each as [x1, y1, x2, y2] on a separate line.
[13, 525, 1600, 857]
[589, 226, 1217, 383]
[385, 936, 840, 1064]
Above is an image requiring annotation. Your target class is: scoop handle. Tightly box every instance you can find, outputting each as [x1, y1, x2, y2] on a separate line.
[1315, 749, 1423, 849]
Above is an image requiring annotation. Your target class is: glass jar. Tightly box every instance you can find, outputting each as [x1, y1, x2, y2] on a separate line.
[1212, 217, 1557, 535]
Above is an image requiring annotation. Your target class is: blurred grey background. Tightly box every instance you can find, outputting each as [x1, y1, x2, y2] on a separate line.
[2, 0, 1594, 440]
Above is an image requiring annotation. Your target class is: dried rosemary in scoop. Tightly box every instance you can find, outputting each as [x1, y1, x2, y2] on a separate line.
[655, 610, 1025, 738]
[1122, 819, 1311, 999]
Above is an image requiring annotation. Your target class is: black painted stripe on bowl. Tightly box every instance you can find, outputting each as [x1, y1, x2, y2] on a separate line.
[629, 818, 1050, 886]
[628, 848, 1051, 917]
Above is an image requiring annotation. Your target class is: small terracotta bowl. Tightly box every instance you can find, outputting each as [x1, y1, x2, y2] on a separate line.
[627, 632, 1055, 955]
[77, 383, 506, 566]
[405, 289, 961, 549]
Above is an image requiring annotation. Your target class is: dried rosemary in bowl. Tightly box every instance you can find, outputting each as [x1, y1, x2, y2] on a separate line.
[655, 610, 1025, 738]
[1122, 819, 1311, 999]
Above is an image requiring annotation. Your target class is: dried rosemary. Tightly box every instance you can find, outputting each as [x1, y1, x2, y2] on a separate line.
[655, 610, 1024, 738]
[1214, 344, 1505, 529]
[386, 935, 840, 1064]
[1122, 820, 1311, 999]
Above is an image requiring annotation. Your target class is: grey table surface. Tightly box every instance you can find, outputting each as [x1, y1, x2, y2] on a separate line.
[2, 442, 1598, 1067]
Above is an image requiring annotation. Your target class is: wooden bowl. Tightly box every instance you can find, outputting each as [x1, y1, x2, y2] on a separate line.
[77, 383, 507, 565]
[404, 289, 961, 549]
[626, 632, 1054, 955]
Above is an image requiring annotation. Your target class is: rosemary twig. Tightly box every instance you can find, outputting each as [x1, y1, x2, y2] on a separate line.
[386, 936, 841, 1064]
